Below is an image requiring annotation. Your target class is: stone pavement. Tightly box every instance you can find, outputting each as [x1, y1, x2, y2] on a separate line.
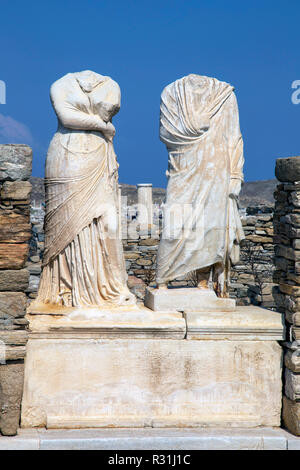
[0, 427, 300, 450]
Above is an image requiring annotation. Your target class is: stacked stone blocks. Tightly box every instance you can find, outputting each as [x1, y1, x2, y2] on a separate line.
[230, 206, 275, 309]
[0, 145, 32, 436]
[274, 156, 300, 435]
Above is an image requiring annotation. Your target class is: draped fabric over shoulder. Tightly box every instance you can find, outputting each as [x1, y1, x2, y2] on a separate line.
[156, 75, 245, 292]
[34, 71, 135, 307]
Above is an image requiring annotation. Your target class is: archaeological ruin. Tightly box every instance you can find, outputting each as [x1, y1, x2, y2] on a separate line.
[0, 71, 299, 449]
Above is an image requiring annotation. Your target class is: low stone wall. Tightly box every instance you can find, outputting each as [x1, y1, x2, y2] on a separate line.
[123, 206, 275, 308]
[230, 206, 275, 309]
[0, 145, 32, 436]
[27, 204, 44, 299]
[273, 156, 300, 435]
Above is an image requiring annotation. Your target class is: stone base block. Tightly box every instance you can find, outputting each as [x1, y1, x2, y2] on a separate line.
[283, 396, 300, 436]
[185, 307, 285, 341]
[0, 427, 295, 450]
[21, 333, 283, 429]
[0, 361, 25, 436]
[145, 287, 235, 312]
[25, 306, 186, 339]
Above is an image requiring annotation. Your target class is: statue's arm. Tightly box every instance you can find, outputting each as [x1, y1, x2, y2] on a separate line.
[50, 80, 109, 133]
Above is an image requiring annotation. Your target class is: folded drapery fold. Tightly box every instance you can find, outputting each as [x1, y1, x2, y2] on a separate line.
[156, 75, 245, 286]
[34, 71, 134, 307]
[43, 140, 118, 266]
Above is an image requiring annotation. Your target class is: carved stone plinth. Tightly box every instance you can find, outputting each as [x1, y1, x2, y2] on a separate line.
[25, 306, 186, 339]
[185, 307, 284, 341]
[21, 306, 284, 429]
[145, 287, 235, 312]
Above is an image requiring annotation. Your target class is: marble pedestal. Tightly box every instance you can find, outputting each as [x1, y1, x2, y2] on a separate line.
[145, 287, 235, 312]
[21, 306, 284, 429]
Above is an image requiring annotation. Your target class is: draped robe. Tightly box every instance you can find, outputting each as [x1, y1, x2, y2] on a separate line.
[34, 71, 134, 307]
[156, 75, 245, 288]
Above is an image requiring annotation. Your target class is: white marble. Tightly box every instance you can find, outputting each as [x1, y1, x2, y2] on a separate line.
[0, 429, 40, 450]
[37, 427, 289, 451]
[185, 306, 285, 341]
[145, 286, 235, 312]
[32, 70, 135, 310]
[137, 183, 153, 228]
[2, 427, 299, 450]
[25, 306, 186, 339]
[156, 74, 244, 297]
[21, 321, 283, 429]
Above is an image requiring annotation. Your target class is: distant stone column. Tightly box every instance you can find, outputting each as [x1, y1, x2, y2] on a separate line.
[274, 155, 300, 436]
[137, 184, 153, 228]
[118, 184, 122, 239]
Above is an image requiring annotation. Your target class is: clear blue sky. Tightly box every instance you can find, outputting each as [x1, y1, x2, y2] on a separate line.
[0, 0, 299, 187]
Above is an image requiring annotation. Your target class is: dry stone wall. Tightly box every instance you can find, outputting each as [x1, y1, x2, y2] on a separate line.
[274, 156, 300, 436]
[230, 206, 275, 309]
[0, 144, 32, 436]
[123, 206, 276, 307]
[27, 204, 44, 299]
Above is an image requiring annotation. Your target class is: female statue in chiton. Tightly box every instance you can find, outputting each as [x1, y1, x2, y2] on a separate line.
[34, 70, 135, 307]
[156, 74, 245, 297]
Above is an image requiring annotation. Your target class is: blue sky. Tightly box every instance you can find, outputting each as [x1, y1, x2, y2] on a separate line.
[0, 0, 299, 187]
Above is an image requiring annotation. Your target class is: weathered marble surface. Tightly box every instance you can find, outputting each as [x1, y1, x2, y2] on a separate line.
[185, 307, 284, 340]
[21, 306, 283, 429]
[145, 286, 235, 312]
[25, 306, 186, 339]
[156, 75, 244, 296]
[33, 70, 134, 309]
[0, 427, 297, 450]
[137, 184, 153, 228]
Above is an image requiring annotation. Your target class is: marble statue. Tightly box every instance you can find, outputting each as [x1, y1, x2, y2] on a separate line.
[33, 70, 135, 308]
[156, 74, 245, 297]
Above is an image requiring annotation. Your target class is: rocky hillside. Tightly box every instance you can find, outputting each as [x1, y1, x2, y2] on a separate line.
[239, 179, 277, 208]
[30, 177, 277, 208]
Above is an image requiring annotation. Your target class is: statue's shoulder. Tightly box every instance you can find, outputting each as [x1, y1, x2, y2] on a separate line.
[104, 76, 121, 94]
[161, 81, 175, 100]
[186, 74, 233, 89]
[52, 72, 75, 87]
[50, 73, 76, 97]
[161, 74, 232, 95]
